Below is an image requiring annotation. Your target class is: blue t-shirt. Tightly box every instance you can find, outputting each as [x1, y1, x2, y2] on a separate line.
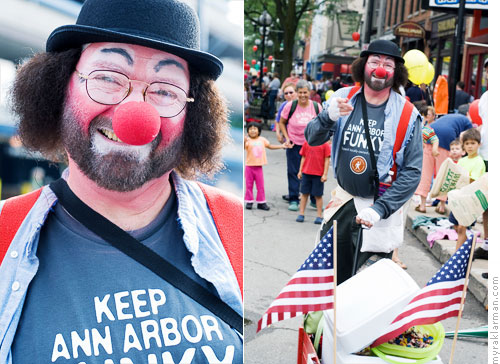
[276, 101, 287, 122]
[431, 114, 472, 151]
[12, 191, 242, 363]
[336, 100, 386, 198]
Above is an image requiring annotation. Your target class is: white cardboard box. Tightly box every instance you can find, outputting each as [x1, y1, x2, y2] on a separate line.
[322, 259, 423, 362]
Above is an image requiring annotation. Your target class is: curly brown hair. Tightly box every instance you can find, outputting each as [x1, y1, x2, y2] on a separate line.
[10, 49, 229, 179]
[350, 56, 408, 94]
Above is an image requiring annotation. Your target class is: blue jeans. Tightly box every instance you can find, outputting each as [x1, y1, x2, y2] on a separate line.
[286, 144, 302, 203]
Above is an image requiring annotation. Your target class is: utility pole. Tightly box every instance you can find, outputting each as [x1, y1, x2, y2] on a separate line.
[448, 0, 466, 113]
[363, 0, 376, 46]
[376, 0, 387, 39]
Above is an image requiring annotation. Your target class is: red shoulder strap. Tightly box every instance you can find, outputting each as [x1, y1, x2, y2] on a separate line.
[346, 85, 361, 100]
[390, 100, 414, 181]
[0, 188, 43, 265]
[197, 182, 243, 298]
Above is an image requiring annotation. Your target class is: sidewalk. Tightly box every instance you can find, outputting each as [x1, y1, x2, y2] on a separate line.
[405, 201, 488, 309]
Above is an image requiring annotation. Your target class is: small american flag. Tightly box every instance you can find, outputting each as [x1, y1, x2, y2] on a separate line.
[256, 226, 335, 332]
[371, 235, 473, 347]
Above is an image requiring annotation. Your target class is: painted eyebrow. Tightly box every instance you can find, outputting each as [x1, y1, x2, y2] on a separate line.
[154, 59, 186, 73]
[100, 48, 134, 66]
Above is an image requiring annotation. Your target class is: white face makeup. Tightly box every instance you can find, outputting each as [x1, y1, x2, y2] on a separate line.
[364, 54, 396, 92]
[63, 42, 191, 191]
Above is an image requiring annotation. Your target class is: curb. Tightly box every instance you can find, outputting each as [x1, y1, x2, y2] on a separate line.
[405, 205, 488, 309]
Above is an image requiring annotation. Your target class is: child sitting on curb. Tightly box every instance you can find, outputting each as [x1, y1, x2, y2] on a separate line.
[449, 138, 464, 163]
[296, 141, 331, 224]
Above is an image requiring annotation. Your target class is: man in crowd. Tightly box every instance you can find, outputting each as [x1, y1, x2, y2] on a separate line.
[0, 0, 242, 362]
[281, 70, 300, 92]
[454, 81, 473, 111]
[305, 40, 423, 284]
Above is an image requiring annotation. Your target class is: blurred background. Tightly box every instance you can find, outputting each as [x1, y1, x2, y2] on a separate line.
[0, 0, 244, 199]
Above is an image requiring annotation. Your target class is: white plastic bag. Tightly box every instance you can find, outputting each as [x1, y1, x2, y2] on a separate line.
[354, 197, 405, 253]
[448, 173, 488, 226]
[430, 158, 469, 198]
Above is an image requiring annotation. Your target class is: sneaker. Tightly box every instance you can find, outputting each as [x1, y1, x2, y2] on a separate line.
[257, 203, 270, 211]
[288, 201, 299, 211]
[310, 201, 317, 209]
[282, 194, 290, 202]
[314, 217, 323, 224]
[296, 215, 305, 222]
[482, 272, 488, 279]
[245, 203, 253, 210]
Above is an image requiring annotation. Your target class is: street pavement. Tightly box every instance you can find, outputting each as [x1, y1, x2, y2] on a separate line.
[244, 129, 488, 364]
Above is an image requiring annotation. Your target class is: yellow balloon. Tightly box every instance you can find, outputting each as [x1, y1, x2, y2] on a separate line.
[408, 64, 427, 85]
[403, 49, 428, 69]
[423, 62, 435, 85]
[404, 49, 429, 85]
[325, 90, 334, 101]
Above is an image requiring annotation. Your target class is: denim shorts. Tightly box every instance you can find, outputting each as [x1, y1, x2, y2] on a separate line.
[300, 173, 324, 197]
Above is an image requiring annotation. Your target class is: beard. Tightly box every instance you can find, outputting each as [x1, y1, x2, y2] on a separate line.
[61, 106, 183, 192]
[364, 69, 394, 92]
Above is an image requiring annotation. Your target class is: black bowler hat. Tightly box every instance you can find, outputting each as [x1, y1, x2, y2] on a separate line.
[46, 0, 223, 80]
[360, 40, 404, 63]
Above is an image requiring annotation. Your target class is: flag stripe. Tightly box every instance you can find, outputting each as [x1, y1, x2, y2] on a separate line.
[276, 289, 333, 299]
[292, 269, 334, 278]
[270, 295, 334, 306]
[289, 276, 333, 285]
[410, 282, 464, 303]
[391, 291, 463, 321]
[391, 297, 462, 322]
[280, 282, 334, 292]
[264, 302, 333, 314]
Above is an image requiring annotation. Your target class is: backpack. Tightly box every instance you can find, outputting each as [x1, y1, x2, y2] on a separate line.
[0, 182, 243, 297]
[288, 99, 320, 120]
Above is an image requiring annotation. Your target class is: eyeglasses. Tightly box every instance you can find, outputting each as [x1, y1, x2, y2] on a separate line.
[366, 61, 395, 72]
[76, 69, 194, 118]
[284, 91, 295, 95]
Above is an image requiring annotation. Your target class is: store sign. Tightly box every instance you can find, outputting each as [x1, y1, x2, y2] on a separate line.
[428, 0, 487, 10]
[436, 17, 456, 37]
[394, 22, 426, 38]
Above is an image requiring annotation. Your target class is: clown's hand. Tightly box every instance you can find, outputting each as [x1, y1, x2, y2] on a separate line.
[328, 97, 353, 121]
[356, 207, 381, 229]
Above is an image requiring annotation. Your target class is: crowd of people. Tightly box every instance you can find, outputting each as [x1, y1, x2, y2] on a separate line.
[244, 41, 488, 280]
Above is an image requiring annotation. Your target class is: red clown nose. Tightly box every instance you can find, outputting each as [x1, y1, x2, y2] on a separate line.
[375, 67, 387, 78]
[112, 102, 161, 146]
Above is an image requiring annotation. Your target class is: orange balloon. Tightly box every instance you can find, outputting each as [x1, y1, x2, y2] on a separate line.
[469, 99, 482, 126]
[433, 75, 449, 115]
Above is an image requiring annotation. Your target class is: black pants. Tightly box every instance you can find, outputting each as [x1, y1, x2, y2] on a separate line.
[319, 199, 392, 285]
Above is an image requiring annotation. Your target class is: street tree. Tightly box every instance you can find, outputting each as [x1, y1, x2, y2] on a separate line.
[244, 0, 340, 80]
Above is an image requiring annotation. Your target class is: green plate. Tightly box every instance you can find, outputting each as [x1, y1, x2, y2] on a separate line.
[372, 323, 445, 364]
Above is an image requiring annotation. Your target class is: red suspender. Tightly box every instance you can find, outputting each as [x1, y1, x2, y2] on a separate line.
[197, 182, 243, 298]
[390, 99, 414, 181]
[0, 188, 43, 265]
[346, 85, 361, 100]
